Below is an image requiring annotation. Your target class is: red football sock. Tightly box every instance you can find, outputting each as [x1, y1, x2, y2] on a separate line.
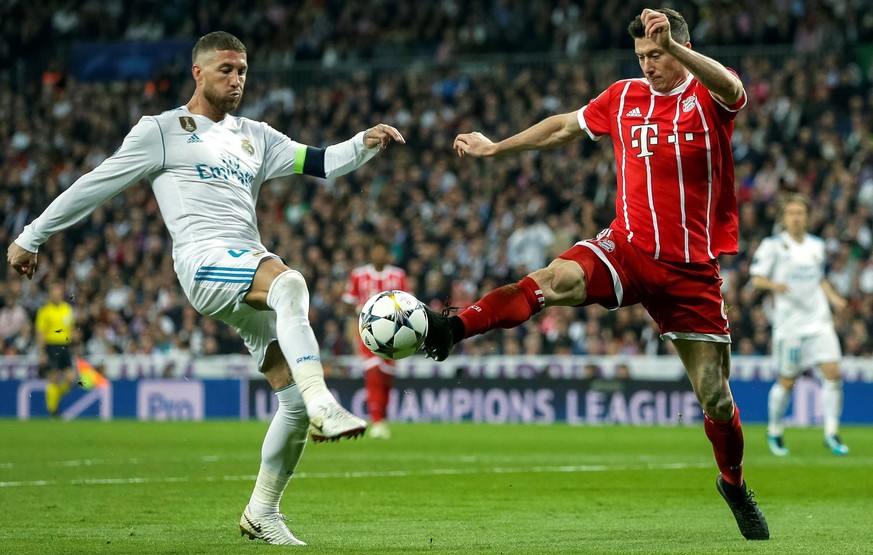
[364, 366, 393, 423]
[457, 276, 545, 339]
[704, 403, 745, 487]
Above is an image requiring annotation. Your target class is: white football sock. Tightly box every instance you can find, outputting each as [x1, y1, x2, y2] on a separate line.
[767, 382, 790, 437]
[248, 385, 308, 517]
[267, 270, 336, 410]
[821, 379, 843, 437]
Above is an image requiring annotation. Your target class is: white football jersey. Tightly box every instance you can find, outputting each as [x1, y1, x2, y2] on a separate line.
[749, 231, 833, 338]
[16, 106, 377, 257]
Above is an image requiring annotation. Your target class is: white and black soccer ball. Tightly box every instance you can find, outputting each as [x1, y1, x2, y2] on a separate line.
[359, 290, 429, 360]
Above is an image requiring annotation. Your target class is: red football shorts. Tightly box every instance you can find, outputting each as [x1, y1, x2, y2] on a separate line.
[357, 336, 397, 371]
[557, 229, 730, 342]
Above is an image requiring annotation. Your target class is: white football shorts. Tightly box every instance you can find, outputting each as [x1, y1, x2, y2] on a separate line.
[175, 245, 281, 371]
[773, 328, 842, 378]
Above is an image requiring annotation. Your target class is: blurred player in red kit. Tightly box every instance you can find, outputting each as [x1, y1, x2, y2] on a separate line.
[343, 239, 408, 439]
[423, 8, 768, 540]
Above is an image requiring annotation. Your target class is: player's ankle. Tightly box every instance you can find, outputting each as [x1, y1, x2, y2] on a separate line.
[449, 316, 465, 343]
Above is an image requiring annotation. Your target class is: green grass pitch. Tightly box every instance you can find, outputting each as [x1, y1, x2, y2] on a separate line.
[0, 420, 870, 554]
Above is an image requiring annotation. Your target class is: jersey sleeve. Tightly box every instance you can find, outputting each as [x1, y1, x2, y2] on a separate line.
[342, 271, 361, 306]
[749, 238, 776, 278]
[707, 68, 747, 118]
[15, 117, 164, 252]
[576, 87, 613, 140]
[261, 123, 317, 179]
[261, 123, 380, 181]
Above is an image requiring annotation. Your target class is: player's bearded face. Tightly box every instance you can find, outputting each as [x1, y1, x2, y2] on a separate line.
[199, 50, 247, 113]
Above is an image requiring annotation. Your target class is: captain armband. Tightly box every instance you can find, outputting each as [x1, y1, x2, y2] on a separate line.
[293, 145, 326, 178]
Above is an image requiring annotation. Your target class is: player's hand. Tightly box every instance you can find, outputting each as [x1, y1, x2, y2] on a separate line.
[830, 296, 848, 311]
[772, 283, 789, 293]
[7, 242, 37, 280]
[364, 124, 405, 150]
[641, 8, 673, 49]
[454, 132, 495, 158]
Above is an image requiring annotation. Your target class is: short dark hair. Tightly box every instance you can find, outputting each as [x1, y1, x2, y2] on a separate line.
[192, 31, 246, 64]
[627, 8, 690, 45]
[370, 237, 391, 252]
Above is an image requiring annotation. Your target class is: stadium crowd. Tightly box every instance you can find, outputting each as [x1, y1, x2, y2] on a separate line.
[2, 0, 873, 369]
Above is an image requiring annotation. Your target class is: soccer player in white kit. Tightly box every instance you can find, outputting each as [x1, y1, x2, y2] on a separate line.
[750, 193, 850, 457]
[7, 31, 405, 545]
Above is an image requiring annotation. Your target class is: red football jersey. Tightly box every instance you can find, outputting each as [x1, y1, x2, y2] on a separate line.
[343, 264, 409, 307]
[577, 73, 745, 263]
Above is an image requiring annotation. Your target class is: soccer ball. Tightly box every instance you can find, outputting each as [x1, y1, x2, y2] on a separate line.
[359, 290, 429, 360]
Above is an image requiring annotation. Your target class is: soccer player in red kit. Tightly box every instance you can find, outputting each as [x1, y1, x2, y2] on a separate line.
[343, 239, 409, 439]
[423, 8, 769, 540]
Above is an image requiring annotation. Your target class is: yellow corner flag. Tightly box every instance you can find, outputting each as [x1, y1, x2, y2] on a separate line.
[76, 357, 109, 390]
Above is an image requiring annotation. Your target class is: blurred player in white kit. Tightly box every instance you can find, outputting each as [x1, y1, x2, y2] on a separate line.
[750, 193, 849, 456]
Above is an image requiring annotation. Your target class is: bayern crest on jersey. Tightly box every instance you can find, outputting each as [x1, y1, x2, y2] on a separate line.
[682, 95, 698, 113]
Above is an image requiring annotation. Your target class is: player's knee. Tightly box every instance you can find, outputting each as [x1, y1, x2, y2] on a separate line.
[698, 381, 733, 419]
[268, 269, 310, 317]
[693, 362, 733, 418]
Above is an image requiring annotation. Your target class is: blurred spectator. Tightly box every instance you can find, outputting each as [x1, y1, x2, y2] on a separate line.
[2, 1, 873, 363]
[0, 282, 29, 351]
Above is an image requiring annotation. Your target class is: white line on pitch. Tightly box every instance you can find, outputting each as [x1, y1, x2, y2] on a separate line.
[0, 461, 713, 488]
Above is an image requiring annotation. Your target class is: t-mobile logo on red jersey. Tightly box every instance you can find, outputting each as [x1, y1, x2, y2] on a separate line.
[630, 123, 659, 158]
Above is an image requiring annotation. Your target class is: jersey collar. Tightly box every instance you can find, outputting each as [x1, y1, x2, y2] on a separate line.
[649, 73, 693, 97]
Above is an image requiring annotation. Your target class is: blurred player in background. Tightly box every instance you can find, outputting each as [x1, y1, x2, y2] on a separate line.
[35, 282, 77, 417]
[750, 193, 849, 456]
[343, 239, 409, 439]
[7, 31, 405, 546]
[424, 8, 769, 540]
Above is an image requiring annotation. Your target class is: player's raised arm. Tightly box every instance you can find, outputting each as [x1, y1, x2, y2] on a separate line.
[454, 111, 584, 158]
[363, 123, 405, 150]
[324, 123, 404, 177]
[7, 243, 38, 280]
[263, 123, 405, 181]
[8, 117, 163, 278]
[639, 8, 743, 106]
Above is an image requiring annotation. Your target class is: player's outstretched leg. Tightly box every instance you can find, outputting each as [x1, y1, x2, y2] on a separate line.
[268, 270, 366, 441]
[421, 305, 455, 361]
[716, 476, 770, 540]
[239, 505, 306, 546]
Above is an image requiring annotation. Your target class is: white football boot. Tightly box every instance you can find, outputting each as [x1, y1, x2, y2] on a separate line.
[239, 505, 306, 546]
[308, 402, 367, 443]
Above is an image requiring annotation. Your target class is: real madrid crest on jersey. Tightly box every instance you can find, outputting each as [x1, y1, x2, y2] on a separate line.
[241, 138, 254, 155]
[179, 116, 197, 132]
